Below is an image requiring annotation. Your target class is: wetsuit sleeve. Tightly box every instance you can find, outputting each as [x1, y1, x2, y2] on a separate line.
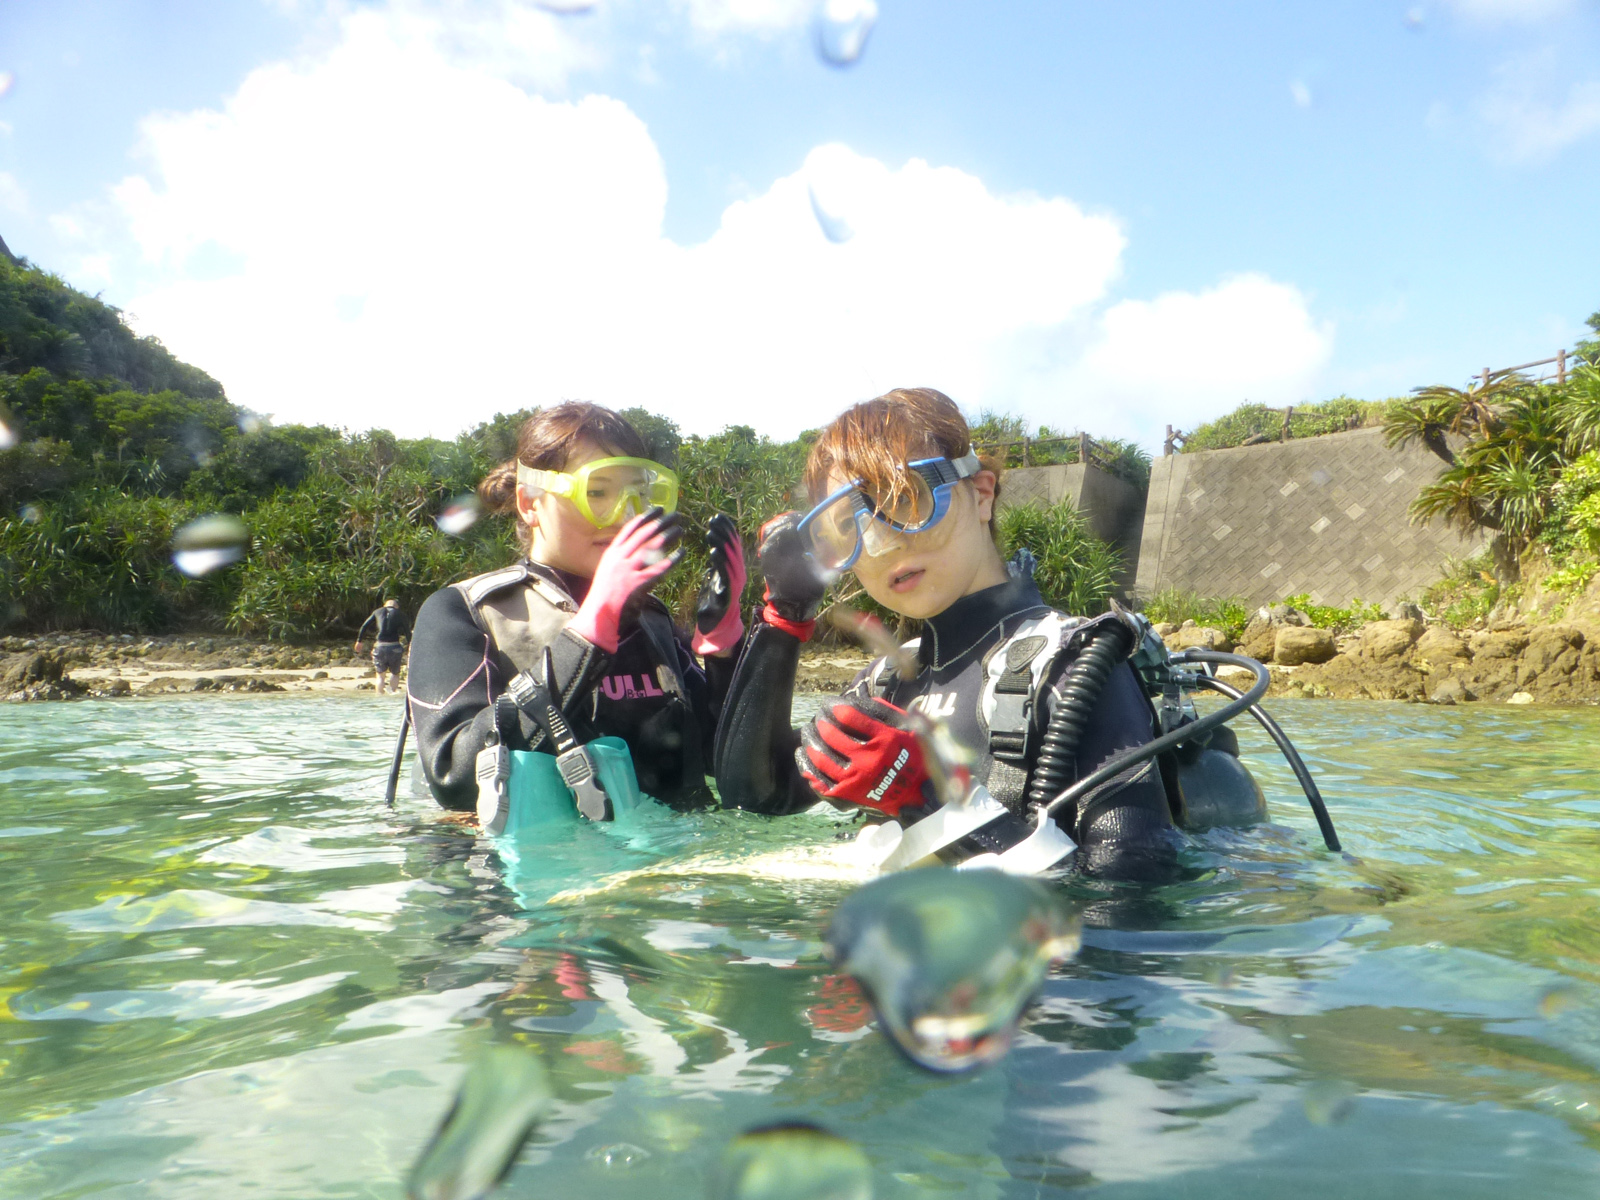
[1042, 657, 1180, 881]
[712, 612, 825, 815]
[396, 609, 413, 642]
[356, 611, 379, 641]
[407, 587, 500, 811]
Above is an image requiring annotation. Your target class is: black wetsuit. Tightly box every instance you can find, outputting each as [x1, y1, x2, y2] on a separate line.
[408, 561, 733, 812]
[714, 577, 1181, 879]
[358, 605, 412, 645]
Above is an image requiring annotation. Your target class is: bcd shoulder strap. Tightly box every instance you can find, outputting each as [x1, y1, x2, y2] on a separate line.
[981, 611, 1082, 814]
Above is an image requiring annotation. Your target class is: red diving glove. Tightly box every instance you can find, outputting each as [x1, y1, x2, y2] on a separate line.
[798, 697, 932, 819]
[567, 506, 683, 653]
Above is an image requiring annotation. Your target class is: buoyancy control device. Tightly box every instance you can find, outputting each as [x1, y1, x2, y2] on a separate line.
[863, 605, 1341, 876]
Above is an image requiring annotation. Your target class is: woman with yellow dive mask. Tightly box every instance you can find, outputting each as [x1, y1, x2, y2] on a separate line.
[407, 403, 747, 816]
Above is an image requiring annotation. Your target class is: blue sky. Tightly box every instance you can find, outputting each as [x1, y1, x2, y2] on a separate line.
[1, 0, 1597, 447]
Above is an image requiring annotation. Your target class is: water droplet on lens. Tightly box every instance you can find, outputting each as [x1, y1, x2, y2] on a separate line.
[0, 418, 15, 449]
[586, 1142, 650, 1169]
[20, 504, 42, 525]
[805, 145, 873, 245]
[0, 72, 14, 100]
[437, 495, 480, 536]
[406, 1046, 552, 1200]
[709, 1123, 872, 1200]
[814, 0, 877, 67]
[171, 514, 249, 577]
[1302, 1078, 1358, 1126]
[238, 412, 264, 435]
[1404, 7, 1424, 29]
[824, 869, 1079, 1073]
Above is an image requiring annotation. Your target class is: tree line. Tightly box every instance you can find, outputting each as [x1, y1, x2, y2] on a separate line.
[1, 255, 1126, 638]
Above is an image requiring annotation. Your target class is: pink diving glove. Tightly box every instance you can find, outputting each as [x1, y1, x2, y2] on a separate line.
[692, 514, 747, 657]
[567, 507, 683, 653]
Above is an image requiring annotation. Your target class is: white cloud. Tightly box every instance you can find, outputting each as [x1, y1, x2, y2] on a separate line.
[0, 171, 27, 216]
[1046, 275, 1334, 443]
[1440, 0, 1579, 22]
[107, 2, 1327, 450]
[1479, 57, 1600, 162]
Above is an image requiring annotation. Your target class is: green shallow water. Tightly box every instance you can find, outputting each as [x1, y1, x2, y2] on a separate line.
[2, 695, 1600, 1198]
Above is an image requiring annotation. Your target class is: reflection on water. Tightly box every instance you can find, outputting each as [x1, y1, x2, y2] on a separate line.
[2, 696, 1600, 1197]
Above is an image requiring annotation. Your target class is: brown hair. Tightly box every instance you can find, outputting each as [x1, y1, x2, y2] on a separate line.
[804, 387, 1003, 534]
[479, 402, 649, 545]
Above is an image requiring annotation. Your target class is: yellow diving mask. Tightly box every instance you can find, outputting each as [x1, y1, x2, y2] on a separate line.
[516, 457, 681, 528]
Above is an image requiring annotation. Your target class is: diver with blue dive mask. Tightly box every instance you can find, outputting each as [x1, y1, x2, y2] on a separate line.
[713, 388, 1305, 881]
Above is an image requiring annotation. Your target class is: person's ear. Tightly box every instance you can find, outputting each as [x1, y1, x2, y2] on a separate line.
[969, 471, 998, 523]
[514, 485, 540, 530]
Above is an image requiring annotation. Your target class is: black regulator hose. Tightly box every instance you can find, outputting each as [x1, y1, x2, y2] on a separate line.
[1192, 675, 1341, 852]
[1040, 649, 1271, 827]
[1024, 620, 1133, 812]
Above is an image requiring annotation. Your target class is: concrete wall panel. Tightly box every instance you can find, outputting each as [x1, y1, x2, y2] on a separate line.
[1133, 427, 1480, 607]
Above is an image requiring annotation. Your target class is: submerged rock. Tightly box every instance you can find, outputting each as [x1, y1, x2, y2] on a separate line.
[823, 869, 1079, 1074]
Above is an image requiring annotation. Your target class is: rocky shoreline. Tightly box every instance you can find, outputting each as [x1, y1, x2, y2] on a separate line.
[0, 632, 391, 702]
[1159, 606, 1600, 705]
[11, 614, 1592, 706]
[1, 631, 873, 702]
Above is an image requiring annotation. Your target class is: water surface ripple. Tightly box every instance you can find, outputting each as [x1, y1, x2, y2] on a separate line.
[2, 696, 1599, 1197]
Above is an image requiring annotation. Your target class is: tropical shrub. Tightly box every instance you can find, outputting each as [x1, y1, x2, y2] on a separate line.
[1182, 396, 1395, 453]
[996, 498, 1121, 617]
[1280, 592, 1385, 634]
[1136, 589, 1251, 640]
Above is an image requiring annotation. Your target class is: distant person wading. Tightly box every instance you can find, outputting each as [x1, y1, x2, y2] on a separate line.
[354, 598, 411, 695]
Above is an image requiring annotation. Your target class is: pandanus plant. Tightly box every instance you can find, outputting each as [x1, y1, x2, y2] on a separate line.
[1391, 373, 1588, 575]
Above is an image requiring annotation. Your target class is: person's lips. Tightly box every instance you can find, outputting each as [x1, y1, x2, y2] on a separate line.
[888, 566, 925, 593]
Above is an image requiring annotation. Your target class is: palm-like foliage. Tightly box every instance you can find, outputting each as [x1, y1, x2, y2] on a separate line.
[1408, 386, 1566, 556]
[1557, 365, 1600, 457]
[1384, 374, 1530, 465]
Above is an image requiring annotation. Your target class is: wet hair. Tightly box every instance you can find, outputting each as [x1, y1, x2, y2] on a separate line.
[803, 388, 1003, 536]
[479, 402, 649, 546]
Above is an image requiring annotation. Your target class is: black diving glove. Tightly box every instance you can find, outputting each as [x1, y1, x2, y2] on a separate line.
[692, 514, 748, 655]
[757, 512, 828, 628]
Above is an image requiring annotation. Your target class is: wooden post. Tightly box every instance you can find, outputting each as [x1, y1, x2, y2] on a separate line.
[1021, 437, 1030, 467]
[1480, 368, 1490, 391]
[1078, 431, 1090, 466]
[1281, 405, 1293, 443]
[1164, 426, 1173, 456]
[1558, 348, 1568, 385]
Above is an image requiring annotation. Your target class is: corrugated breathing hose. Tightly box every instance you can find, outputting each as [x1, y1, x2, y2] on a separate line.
[1024, 620, 1133, 818]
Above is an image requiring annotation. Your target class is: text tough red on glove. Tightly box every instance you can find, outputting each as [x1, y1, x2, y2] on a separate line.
[798, 697, 932, 819]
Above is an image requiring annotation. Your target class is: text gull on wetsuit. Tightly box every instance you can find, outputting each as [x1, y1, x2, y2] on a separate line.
[406, 560, 734, 812]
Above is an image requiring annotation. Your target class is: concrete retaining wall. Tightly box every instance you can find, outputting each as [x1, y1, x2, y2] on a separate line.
[1133, 426, 1480, 608]
[999, 463, 1146, 588]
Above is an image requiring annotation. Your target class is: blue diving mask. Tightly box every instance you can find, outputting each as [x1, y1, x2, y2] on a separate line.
[797, 453, 983, 573]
